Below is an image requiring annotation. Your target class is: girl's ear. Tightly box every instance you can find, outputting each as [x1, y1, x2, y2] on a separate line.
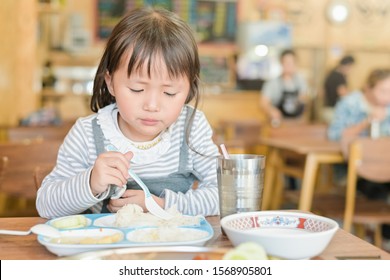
[105, 71, 115, 96]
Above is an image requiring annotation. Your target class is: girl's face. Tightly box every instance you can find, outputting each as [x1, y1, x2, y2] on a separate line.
[368, 77, 390, 107]
[105, 52, 190, 142]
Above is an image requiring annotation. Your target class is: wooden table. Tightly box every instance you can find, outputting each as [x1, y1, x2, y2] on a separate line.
[0, 216, 389, 260]
[261, 137, 344, 211]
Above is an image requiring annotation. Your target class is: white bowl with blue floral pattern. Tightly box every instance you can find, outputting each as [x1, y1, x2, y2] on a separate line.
[220, 211, 339, 259]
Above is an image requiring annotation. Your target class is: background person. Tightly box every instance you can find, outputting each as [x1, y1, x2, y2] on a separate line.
[259, 49, 308, 126]
[322, 55, 355, 123]
[328, 68, 390, 240]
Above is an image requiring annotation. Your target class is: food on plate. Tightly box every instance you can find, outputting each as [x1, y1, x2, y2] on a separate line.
[115, 204, 202, 227]
[192, 243, 269, 260]
[51, 215, 88, 229]
[50, 232, 123, 245]
[126, 227, 209, 243]
[222, 242, 268, 260]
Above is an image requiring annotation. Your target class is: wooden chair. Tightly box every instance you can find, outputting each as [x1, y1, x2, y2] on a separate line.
[343, 137, 390, 247]
[217, 119, 263, 154]
[263, 123, 330, 209]
[33, 165, 54, 191]
[0, 140, 62, 216]
[4, 120, 73, 143]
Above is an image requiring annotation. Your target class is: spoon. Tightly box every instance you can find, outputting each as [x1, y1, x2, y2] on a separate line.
[220, 144, 230, 159]
[106, 144, 174, 220]
[0, 224, 61, 239]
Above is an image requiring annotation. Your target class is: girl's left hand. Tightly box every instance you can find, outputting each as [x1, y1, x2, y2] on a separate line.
[107, 189, 165, 213]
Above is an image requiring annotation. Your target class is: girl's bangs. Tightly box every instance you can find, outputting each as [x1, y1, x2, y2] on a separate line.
[126, 40, 193, 80]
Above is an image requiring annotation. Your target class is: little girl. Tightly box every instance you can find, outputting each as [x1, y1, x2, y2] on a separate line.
[36, 7, 220, 218]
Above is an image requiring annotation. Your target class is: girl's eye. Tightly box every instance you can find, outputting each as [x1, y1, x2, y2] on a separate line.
[129, 88, 143, 93]
[164, 92, 177, 97]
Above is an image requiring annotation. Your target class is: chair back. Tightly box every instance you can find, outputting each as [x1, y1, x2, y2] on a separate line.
[343, 137, 390, 239]
[351, 137, 390, 182]
[5, 121, 73, 143]
[0, 140, 62, 199]
[33, 165, 54, 191]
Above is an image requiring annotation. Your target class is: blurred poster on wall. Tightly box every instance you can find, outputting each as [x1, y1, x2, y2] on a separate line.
[236, 21, 292, 84]
[96, 0, 236, 43]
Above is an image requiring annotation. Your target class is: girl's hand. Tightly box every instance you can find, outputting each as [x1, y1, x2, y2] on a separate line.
[107, 189, 165, 213]
[90, 151, 133, 196]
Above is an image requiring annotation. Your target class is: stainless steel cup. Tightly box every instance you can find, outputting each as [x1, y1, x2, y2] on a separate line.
[217, 154, 265, 219]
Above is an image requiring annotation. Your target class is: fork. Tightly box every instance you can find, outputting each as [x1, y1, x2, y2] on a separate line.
[106, 145, 174, 220]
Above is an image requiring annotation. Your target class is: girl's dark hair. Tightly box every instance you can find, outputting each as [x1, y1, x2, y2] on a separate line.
[91, 7, 201, 149]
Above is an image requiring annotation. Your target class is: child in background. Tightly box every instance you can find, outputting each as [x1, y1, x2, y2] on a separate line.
[322, 55, 355, 123]
[328, 68, 390, 239]
[36, 7, 220, 218]
[328, 68, 390, 141]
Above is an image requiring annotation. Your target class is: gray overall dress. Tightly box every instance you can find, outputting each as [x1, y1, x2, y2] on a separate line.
[91, 107, 202, 213]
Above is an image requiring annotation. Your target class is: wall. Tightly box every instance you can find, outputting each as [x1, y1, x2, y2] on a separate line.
[0, 0, 38, 126]
[2, 0, 390, 125]
[237, 0, 390, 92]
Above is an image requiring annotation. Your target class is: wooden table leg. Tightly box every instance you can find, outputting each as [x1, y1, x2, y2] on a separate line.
[262, 148, 278, 210]
[299, 152, 344, 211]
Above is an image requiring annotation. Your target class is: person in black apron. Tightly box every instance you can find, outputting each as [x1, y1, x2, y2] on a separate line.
[277, 77, 305, 118]
[259, 49, 308, 126]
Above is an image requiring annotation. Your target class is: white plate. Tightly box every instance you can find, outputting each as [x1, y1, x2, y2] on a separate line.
[93, 214, 202, 228]
[38, 214, 214, 257]
[93, 215, 118, 228]
[126, 228, 210, 244]
[38, 228, 124, 256]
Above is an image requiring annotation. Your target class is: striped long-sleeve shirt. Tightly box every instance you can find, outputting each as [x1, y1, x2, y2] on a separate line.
[36, 105, 220, 218]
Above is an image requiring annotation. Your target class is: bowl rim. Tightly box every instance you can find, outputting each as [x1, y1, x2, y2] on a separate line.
[220, 210, 339, 237]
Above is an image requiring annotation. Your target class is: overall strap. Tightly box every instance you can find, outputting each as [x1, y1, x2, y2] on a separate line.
[92, 117, 106, 155]
[178, 106, 194, 172]
[91, 117, 112, 213]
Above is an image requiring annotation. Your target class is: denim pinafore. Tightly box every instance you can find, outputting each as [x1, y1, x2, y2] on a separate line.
[91, 108, 202, 213]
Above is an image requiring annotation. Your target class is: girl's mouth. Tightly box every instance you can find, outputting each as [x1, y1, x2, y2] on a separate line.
[140, 118, 159, 126]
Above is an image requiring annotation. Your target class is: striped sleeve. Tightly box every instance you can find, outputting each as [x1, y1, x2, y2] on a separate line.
[36, 118, 108, 219]
[163, 111, 220, 216]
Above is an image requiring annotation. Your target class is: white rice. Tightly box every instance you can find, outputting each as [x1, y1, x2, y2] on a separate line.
[114, 204, 202, 228]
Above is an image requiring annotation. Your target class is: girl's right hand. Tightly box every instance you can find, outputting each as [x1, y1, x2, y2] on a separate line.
[90, 151, 133, 196]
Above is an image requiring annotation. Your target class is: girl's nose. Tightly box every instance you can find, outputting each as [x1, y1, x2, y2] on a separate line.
[143, 92, 160, 112]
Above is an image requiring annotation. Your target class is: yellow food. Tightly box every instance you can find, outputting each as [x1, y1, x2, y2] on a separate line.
[51, 233, 122, 245]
